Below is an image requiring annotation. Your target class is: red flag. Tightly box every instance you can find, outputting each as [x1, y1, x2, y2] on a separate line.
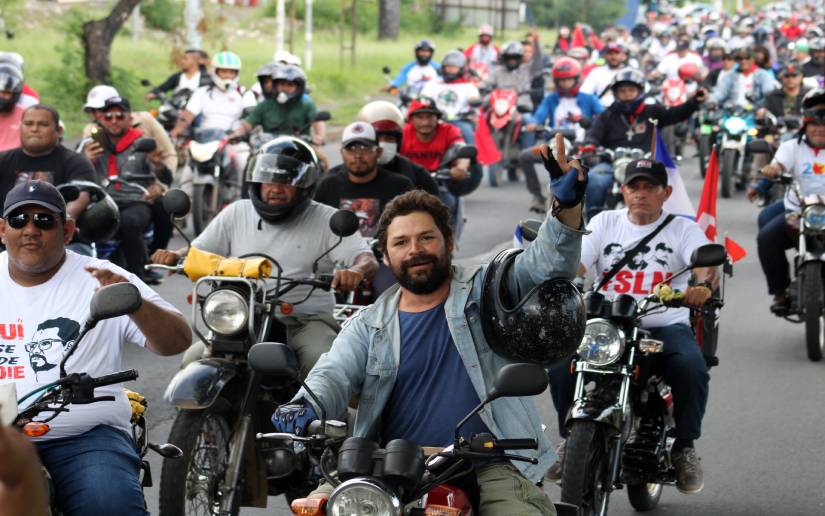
[571, 25, 586, 48]
[474, 114, 501, 165]
[696, 147, 718, 242]
[725, 236, 747, 263]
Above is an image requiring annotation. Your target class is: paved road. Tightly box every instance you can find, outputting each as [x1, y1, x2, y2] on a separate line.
[124, 148, 825, 515]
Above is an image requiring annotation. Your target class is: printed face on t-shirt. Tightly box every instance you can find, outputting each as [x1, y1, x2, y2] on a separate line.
[24, 317, 80, 381]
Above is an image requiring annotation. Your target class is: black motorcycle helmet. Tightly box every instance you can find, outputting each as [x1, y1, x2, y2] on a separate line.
[801, 88, 825, 133]
[610, 68, 647, 114]
[0, 63, 23, 113]
[256, 62, 279, 99]
[441, 51, 467, 82]
[501, 41, 524, 71]
[247, 136, 320, 224]
[272, 64, 306, 105]
[58, 181, 120, 242]
[415, 39, 436, 65]
[480, 249, 586, 367]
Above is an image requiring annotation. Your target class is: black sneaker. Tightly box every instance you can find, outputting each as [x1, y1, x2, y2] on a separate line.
[672, 447, 704, 494]
[770, 292, 790, 315]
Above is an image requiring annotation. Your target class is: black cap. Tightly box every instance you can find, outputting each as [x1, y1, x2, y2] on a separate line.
[624, 159, 668, 186]
[3, 180, 67, 218]
[102, 96, 131, 111]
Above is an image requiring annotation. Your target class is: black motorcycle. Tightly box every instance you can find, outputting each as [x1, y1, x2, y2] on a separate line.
[148, 193, 362, 515]
[560, 244, 727, 515]
[3, 283, 181, 515]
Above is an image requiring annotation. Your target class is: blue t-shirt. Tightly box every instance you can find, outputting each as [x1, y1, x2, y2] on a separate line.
[382, 302, 489, 446]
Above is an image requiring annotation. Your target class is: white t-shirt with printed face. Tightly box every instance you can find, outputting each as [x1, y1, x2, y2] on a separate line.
[420, 80, 480, 120]
[185, 85, 256, 131]
[0, 251, 181, 440]
[581, 209, 710, 328]
[773, 138, 825, 212]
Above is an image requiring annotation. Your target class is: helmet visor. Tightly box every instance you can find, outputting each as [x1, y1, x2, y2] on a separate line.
[246, 153, 319, 188]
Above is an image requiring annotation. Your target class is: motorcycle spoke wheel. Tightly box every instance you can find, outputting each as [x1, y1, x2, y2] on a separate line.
[561, 421, 611, 516]
[802, 262, 824, 362]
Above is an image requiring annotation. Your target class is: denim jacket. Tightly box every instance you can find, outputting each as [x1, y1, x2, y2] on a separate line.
[293, 213, 584, 482]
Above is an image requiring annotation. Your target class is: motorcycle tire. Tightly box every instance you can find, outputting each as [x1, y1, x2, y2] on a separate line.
[486, 163, 500, 187]
[720, 149, 737, 199]
[192, 183, 217, 236]
[697, 135, 711, 178]
[802, 261, 825, 362]
[561, 421, 611, 516]
[626, 482, 663, 511]
[158, 401, 239, 516]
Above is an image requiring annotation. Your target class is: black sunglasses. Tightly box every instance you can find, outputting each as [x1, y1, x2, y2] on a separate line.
[102, 112, 128, 121]
[5, 212, 61, 230]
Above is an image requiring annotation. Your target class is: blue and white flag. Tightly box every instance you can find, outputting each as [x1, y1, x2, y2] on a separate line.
[656, 131, 695, 219]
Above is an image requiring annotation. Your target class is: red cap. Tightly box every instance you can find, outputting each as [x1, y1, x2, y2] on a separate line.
[407, 97, 441, 119]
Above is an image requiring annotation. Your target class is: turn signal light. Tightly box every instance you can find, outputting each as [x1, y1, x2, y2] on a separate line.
[424, 505, 463, 516]
[290, 497, 326, 515]
[23, 422, 50, 437]
[186, 293, 193, 305]
[280, 302, 294, 315]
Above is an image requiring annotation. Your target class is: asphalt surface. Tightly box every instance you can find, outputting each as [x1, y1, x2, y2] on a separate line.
[123, 146, 825, 515]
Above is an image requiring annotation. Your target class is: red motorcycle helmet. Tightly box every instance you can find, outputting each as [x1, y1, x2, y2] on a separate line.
[552, 57, 582, 93]
[677, 62, 702, 82]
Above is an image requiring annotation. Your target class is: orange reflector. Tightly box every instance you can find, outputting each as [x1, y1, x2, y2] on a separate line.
[290, 497, 326, 515]
[569, 360, 576, 374]
[424, 505, 463, 516]
[150, 109, 159, 117]
[186, 293, 193, 305]
[23, 422, 51, 437]
[633, 365, 640, 380]
[280, 303, 294, 315]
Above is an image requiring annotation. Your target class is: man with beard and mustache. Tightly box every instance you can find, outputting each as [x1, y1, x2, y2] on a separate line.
[25, 317, 80, 381]
[275, 134, 587, 514]
[152, 136, 378, 375]
[315, 121, 414, 238]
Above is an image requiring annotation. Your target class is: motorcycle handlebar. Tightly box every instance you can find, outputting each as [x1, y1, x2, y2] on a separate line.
[91, 370, 139, 388]
[493, 438, 538, 450]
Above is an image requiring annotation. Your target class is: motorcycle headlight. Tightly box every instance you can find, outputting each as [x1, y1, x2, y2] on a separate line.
[493, 99, 509, 116]
[724, 117, 747, 134]
[328, 478, 402, 516]
[613, 157, 632, 184]
[803, 205, 825, 231]
[577, 318, 625, 366]
[202, 289, 249, 336]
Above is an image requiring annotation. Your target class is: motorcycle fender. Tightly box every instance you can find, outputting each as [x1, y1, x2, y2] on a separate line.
[567, 398, 624, 432]
[721, 139, 742, 151]
[801, 253, 825, 267]
[163, 358, 238, 410]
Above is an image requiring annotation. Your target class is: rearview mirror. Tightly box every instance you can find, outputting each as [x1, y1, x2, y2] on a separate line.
[382, 65, 392, 74]
[746, 139, 772, 154]
[247, 342, 300, 379]
[163, 189, 192, 218]
[140, 79, 152, 87]
[133, 138, 157, 153]
[690, 243, 727, 268]
[487, 363, 548, 402]
[89, 283, 143, 326]
[518, 219, 542, 243]
[314, 111, 331, 122]
[455, 145, 477, 160]
[329, 209, 360, 238]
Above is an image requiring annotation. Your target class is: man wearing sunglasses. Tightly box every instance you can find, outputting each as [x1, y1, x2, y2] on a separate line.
[709, 47, 778, 108]
[0, 179, 191, 515]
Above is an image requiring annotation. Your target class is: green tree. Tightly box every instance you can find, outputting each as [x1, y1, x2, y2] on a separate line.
[528, 0, 627, 32]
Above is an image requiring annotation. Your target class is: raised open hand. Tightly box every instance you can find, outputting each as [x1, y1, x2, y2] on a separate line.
[536, 133, 587, 208]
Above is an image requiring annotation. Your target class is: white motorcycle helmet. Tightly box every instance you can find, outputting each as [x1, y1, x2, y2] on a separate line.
[210, 51, 242, 91]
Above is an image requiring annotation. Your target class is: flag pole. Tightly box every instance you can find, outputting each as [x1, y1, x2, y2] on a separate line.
[650, 118, 659, 158]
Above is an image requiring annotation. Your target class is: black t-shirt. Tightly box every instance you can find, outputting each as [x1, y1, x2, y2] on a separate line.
[0, 145, 98, 206]
[314, 169, 414, 237]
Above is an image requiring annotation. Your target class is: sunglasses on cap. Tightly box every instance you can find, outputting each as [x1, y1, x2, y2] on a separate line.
[803, 108, 825, 124]
[5, 211, 62, 230]
[102, 112, 128, 121]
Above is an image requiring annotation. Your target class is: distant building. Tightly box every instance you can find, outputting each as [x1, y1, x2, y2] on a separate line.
[434, 0, 522, 31]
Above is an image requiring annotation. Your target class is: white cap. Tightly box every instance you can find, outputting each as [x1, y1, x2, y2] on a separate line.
[479, 24, 494, 36]
[341, 122, 377, 147]
[273, 50, 302, 66]
[84, 85, 120, 111]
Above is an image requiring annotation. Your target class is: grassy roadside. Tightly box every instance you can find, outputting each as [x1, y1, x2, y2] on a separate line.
[3, 2, 536, 136]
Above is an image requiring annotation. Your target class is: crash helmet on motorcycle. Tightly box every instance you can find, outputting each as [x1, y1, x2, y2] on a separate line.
[273, 49, 302, 66]
[802, 88, 825, 123]
[567, 47, 590, 63]
[610, 68, 647, 113]
[415, 39, 436, 65]
[210, 51, 242, 91]
[700, 25, 718, 38]
[441, 51, 467, 82]
[480, 248, 586, 366]
[551, 57, 582, 94]
[357, 100, 404, 165]
[706, 37, 726, 52]
[678, 62, 702, 82]
[256, 62, 279, 98]
[501, 41, 524, 71]
[752, 26, 770, 45]
[77, 191, 120, 242]
[272, 64, 307, 105]
[810, 38, 825, 53]
[0, 52, 24, 73]
[246, 136, 320, 223]
[0, 63, 23, 112]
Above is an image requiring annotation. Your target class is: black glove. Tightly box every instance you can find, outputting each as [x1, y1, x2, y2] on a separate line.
[540, 147, 588, 208]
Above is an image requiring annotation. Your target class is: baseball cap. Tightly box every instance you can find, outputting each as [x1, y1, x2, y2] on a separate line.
[780, 62, 802, 76]
[407, 97, 442, 119]
[605, 42, 626, 53]
[624, 159, 668, 187]
[3, 180, 67, 218]
[101, 96, 131, 112]
[83, 85, 120, 111]
[341, 121, 377, 147]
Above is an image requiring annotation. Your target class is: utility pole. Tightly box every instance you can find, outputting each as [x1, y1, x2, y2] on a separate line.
[185, 0, 201, 49]
[131, 5, 140, 42]
[275, 0, 285, 53]
[305, 0, 313, 70]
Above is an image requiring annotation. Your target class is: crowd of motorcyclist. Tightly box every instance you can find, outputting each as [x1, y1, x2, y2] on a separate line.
[1, 0, 825, 513]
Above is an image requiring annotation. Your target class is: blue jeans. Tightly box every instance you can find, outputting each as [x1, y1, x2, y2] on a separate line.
[585, 162, 615, 219]
[448, 120, 476, 146]
[757, 209, 796, 295]
[757, 200, 784, 230]
[549, 323, 709, 441]
[36, 425, 146, 516]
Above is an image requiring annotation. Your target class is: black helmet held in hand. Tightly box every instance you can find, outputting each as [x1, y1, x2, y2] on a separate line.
[480, 249, 586, 367]
[247, 136, 320, 223]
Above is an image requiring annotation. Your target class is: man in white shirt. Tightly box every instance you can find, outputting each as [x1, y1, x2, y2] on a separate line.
[579, 42, 630, 107]
[545, 160, 714, 495]
[657, 36, 705, 80]
[758, 89, 825, 312]
[145, 49, 211, 100]
[0, 180, 191, 514]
